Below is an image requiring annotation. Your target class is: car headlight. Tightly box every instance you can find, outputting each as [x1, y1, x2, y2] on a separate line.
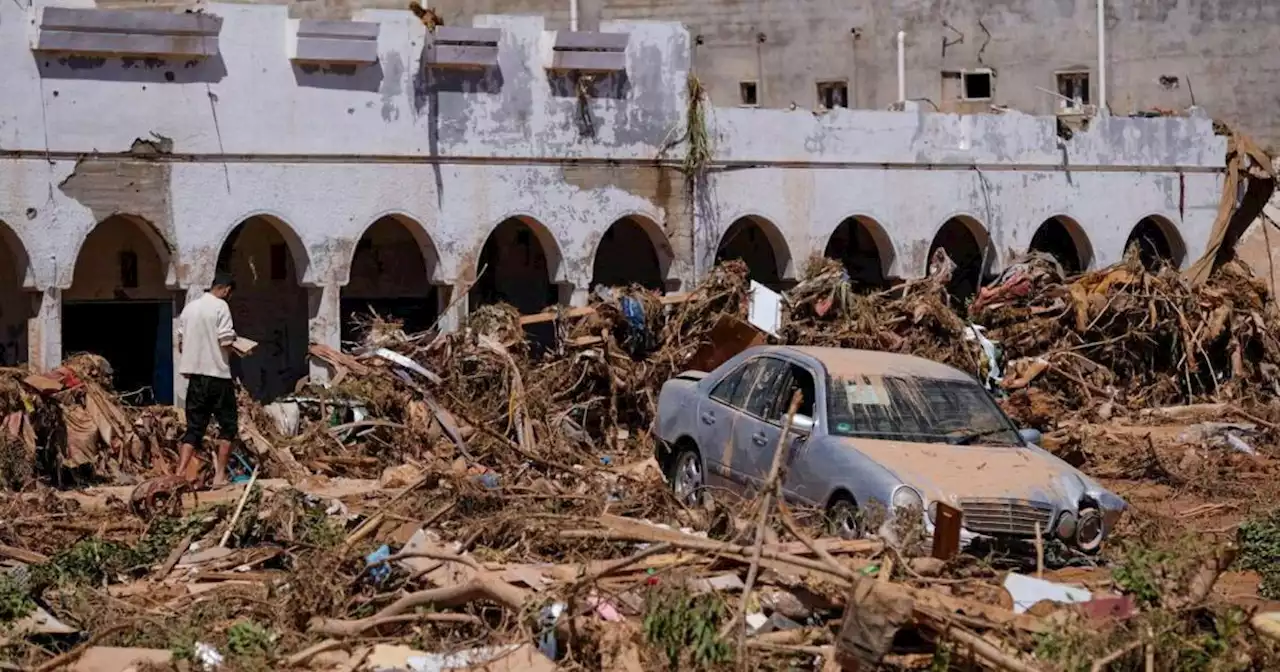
[1055, 511, 1077, 540]
[1077, 507, 1104, 552]
[891, 486, 923, 514]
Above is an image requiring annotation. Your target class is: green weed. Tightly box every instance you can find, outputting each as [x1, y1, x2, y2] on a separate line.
[1237, 508, 1280, 598]
[642, 586, 731, 671]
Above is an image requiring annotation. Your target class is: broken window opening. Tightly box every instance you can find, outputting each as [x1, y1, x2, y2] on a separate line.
[962, 70, 992, 100]
[739, 81, 758, 106]
[816, 81, 848, 109]
[1056, 71, 1090, 113]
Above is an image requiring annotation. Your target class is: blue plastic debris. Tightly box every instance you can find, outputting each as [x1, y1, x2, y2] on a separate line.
[599, 456, 613, 466]
[365, 544, 392, 584]
[473, 473, 500, 489]
[619, 296, 651, 355]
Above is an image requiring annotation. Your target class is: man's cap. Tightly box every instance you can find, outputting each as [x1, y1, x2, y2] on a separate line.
[212, 271, 236, 290]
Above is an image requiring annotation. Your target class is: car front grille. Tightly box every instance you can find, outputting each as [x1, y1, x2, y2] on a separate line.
[959, 498, 1054, 537]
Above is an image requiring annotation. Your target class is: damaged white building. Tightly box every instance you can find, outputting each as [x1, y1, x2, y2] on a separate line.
[0, 2, 1229, 403]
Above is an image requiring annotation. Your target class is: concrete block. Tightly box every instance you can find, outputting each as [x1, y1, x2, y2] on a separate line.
[289, 19, 379, 65]
[426, 27, 501, 69]
[548, 30, 629, 73]
[33, 7, 221, 58]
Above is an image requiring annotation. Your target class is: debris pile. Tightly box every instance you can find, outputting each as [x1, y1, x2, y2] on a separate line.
[3, 253, 1280, 670]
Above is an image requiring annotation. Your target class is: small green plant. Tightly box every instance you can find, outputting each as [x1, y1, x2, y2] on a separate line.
[226, 619, 275, 658]
[1111, 545, 1174, 608]
[0, 572, 34, 624]
[642, 586, 731, 670]
[681, 75, 712, 184]
[1238, 508, 1280, 598]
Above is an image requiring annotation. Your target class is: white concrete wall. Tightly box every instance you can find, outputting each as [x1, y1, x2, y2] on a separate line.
[0, 1, 1228, 387]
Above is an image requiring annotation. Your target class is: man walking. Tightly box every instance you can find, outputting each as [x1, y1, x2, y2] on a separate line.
[176, 272, 239, 487]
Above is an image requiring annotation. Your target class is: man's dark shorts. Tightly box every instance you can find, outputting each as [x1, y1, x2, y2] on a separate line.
[182, 374, 238, 446]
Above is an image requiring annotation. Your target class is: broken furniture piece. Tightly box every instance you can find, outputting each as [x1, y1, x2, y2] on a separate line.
[31, 7, 222, 59]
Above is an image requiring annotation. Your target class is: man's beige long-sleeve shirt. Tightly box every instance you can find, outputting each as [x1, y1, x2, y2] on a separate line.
[177, 293, 236, 379]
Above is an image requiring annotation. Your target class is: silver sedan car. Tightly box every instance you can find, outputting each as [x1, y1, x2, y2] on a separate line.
[654, 345, 1126, 553]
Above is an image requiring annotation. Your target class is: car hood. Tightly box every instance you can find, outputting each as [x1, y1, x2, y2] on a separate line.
[842, 437, 1086, 508]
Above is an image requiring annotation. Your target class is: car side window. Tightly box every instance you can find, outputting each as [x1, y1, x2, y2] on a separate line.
[769, 364, 817, 422]
[709, 359, 760, 409]
[743, 358, 790, 418]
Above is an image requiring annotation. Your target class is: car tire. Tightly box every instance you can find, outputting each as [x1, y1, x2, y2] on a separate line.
[826, 496, 864, 540]
[667, 445, 704, 506]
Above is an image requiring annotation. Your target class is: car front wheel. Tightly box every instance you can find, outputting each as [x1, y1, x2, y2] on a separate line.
[668, 446, 704, 506]
[826, 497, 864, 540]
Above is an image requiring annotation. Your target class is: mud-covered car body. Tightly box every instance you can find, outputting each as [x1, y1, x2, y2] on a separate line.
[654, 345, 1126, 551]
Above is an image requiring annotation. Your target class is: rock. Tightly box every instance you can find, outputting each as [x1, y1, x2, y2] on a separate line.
[908, 557, 947, 577]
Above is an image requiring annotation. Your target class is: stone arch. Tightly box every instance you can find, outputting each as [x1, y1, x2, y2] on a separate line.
[1029, 215, 1094, 273]
[824, 215, 896, 286]
[215, 212, 312, 286]
[64, 214, 177, 403]
[590, 215, 675, 292]
[216, 215, 310, 401]
[1125, 215, 1187, 270]
[470, 216, 566, 315]
[715, 215, 792, 289]
[0, 221, 32, 367]
[343, 214, 441, 340]
[927, 214, 996, 304]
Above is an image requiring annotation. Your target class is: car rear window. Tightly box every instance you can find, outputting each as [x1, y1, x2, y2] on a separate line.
[826, 374, 1021, 445]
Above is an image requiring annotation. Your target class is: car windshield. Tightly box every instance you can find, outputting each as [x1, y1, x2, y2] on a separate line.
[825, 373, 1022, 446]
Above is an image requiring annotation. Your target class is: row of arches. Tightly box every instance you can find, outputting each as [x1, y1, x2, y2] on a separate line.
[716, 213, 1187, 297]
[0, 209, 1189, 403]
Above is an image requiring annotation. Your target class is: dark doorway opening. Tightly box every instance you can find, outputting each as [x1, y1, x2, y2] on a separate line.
[1125, 217, 1178, 270]
[63, 301, 173, 404]
[716, 217, 786, 291]
[928, 217, 992, 305]
[824, 217, 887, 287]
[592, 218, 664, 291]
[1029, 217, 1084, 273]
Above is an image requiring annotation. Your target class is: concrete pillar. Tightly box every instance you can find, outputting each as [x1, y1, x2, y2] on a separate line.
[27, 288, 61, 372]
[308, 284, 342, 384]
[436, 284, 466, 333]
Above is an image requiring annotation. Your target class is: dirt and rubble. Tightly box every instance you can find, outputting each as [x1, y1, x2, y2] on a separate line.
[4, 245, 1280, 671]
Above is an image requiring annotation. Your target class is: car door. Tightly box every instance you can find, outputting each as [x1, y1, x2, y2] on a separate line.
[698, 358, 764, 491]
[734, 357, 792, 492]
[775, 362, 828, 506]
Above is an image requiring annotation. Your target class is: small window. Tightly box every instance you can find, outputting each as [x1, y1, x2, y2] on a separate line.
[118, 250, 139, 289]
[270, 243, 288, 281]
[739, 81, 758, 106]
[962, 70, 993, 100]
[816, 81, 848, 109]
[711, 360, 760, 408]
[1056, 71, 1090, 112]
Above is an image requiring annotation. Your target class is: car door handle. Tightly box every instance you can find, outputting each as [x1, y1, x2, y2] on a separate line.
[751, 431, 768, 446]
[700, 412, 716, 425]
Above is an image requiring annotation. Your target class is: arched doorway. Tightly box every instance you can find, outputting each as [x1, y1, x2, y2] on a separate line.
[927, 216, 995, 304]
[1125, 216, 1186, 270]
[824, 216, 892, 286]
[216, 216, 309, 402]
[715, 216, 790, 290]
[591, 216, 670, 292]
[343, 216, 439, 343]
[1029, 216, 1092, 273]
[0, 223, 30, 367]
[470, 217, 561, 315]
[63, 215, 174, 403]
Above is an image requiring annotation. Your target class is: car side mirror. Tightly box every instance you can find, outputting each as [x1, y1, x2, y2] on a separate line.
[1018, 428, 1042, 446]
[791, 414, 816, 435]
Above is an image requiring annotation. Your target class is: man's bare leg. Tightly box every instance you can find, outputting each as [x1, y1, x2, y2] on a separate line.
[177, 443, 197, 483]
[211, 439, 233, 487]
